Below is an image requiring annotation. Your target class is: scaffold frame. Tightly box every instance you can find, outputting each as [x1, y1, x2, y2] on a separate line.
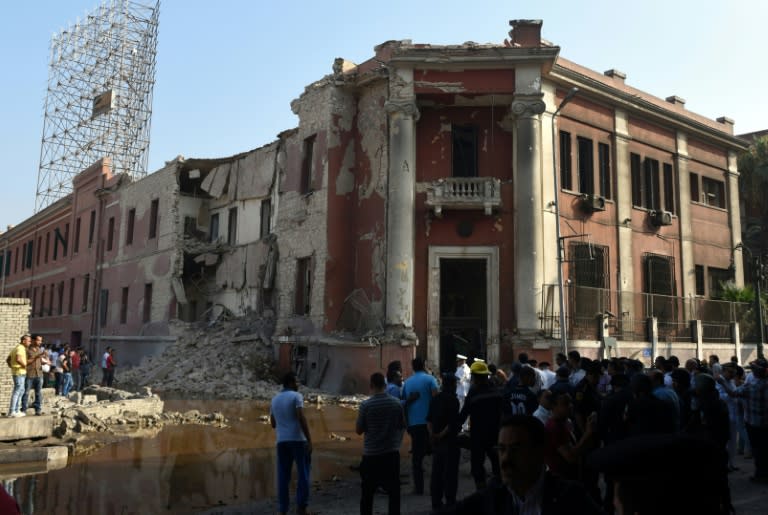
[35, 0, 160, 212]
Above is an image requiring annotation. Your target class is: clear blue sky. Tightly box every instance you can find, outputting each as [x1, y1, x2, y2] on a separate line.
[1, 0, 765, 228]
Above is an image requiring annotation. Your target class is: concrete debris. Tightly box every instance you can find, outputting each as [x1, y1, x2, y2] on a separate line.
[119, 317, 369, 407]
[24, 385, 229, 456]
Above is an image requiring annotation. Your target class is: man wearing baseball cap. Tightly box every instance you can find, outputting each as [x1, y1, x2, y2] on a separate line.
[458, 360, 504, 490]
[717, 357, 768, 483]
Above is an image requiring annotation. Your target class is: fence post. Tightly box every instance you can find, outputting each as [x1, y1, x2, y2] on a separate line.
[732, 322, 741, 365]
[647, 317, 658, 364]
[691, 320, 703, 361]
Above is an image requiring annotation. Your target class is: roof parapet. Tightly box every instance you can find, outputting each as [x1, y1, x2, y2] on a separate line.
[604, 69, 626, 82]
[665, 95, 686, 107]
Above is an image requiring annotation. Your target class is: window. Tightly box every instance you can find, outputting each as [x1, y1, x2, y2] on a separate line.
[690, 173, 700, 203]
[107, 217, 115, 251]
[631, 153, 673, 211]
[32, 287, 38, 317]
[695, 265, 705, 296]
[577, 137, 594, 194]
[183, 216, 197, 237]
[120, 287, 129, 324]
[74, 217, 81, 254]
[53, 228, 61, 260]
[643, 158, 661, 210]
[82, 274, 90, 312]
[45, 232, 50, 263]
[209, 213, 220, 242]
[63, 223, 69, 257]
[301, 135, 316, 194]
[48, 283, 54, 315]
[36, 236, 42, 266]
[0, 251, 3, 278]
[708, 267, 732, 299]
[68, 278, 75, 315]
[14, 246, 18, 273]
[40, 285, 46, 316]
[27, 240, 34, 269]
[260, 199, 272, 239]
[663, 163, 675, 214]
[295, 257, 313, 315]
[631, 153, 642, 207]
[452, 125, 478, 178]
[126, 208, 136, 245]
[702, 176, 725, 209]
[88, 210, 96, 248]
[559, 131, 572, 190]
[571, 243, 609, 288]
[227, 207, 238, 245]
[3, 250, 10, 277]
[643, 253, 675, 296]
[57, 281, 64, 315]
[570, 243, 610, 324]
[598, 142, 611, 199]
[99, 289, 109, 327]
[149, 199, 159, 239]
[143, 283, 153, 322]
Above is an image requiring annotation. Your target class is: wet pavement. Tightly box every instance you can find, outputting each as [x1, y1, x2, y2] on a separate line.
[2, 399, 362, 514]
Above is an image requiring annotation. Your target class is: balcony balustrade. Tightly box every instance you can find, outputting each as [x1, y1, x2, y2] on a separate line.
[425, 177, 502, 217]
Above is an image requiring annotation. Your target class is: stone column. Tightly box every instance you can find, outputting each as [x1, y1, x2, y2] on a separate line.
[727, 151, 744, 286]
[614, 109, 635, 324]
[675, 131, 696, 298]
[510, 85, 546, 338]
[384, 67, 419, 332]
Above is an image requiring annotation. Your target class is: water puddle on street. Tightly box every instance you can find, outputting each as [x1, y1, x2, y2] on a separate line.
[3, 399, 363, 514]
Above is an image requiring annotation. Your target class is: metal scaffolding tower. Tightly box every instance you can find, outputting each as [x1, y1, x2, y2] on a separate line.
[35, 0, 160, 212]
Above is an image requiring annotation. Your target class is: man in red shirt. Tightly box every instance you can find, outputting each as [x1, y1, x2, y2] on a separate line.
[544, 391, 596, 480]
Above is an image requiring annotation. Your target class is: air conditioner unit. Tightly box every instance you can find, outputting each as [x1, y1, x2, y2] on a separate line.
[649, 209, 673, 227]
[580, 193, 606, 213]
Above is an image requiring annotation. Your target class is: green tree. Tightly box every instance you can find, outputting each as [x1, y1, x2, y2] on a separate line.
[738, 135, 768, 252]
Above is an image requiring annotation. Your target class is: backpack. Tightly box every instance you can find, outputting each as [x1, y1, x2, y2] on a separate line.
[6, 350, 14, 368]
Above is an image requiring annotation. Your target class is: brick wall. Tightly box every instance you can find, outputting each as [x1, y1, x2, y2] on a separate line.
[0, 298, 30, 413]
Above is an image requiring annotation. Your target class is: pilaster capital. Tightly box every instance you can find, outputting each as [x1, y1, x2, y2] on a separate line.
[511, 95, 546, 118]
[385, 99, 420, 121]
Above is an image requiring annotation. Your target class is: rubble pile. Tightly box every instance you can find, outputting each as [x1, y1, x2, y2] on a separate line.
[19, 385, 228, 455]
[118, 317, 371, 406]
[119, 317, 280, 400]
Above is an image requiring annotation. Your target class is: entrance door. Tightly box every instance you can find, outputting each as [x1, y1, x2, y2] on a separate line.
[438, 258, 487, 373]
[71, 331, 82, 348]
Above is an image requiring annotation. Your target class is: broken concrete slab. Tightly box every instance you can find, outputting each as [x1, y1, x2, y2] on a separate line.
[0, 414, 54, 442]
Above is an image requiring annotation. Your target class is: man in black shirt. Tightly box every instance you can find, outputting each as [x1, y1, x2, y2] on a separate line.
[503, 365, 539, 417]
[427, 374, 461, 511]
[458, 361, 504, 490]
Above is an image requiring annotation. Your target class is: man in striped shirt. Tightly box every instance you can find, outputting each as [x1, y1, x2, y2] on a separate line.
[357, 372, 406, 515]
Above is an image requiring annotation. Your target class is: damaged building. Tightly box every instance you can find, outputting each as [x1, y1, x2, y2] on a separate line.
[0, 19, 756, 393]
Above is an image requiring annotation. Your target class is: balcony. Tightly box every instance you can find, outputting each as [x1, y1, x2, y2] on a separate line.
[425, 177, 502, 217]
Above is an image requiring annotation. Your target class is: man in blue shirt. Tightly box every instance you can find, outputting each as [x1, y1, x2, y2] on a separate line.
[270, 372, 313, 515]
[401, 356, 438, 495]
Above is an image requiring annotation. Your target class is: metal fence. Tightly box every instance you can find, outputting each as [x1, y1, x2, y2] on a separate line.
[540, 284, 763, 343]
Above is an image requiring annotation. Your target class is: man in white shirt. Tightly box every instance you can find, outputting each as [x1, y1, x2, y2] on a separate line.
[538, 361, 557, 389]
[568, 351, 585, 387]
[455, 354, 471, 431]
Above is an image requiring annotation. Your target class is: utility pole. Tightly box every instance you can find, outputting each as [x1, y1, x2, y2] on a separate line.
[550, 87, 579, 355]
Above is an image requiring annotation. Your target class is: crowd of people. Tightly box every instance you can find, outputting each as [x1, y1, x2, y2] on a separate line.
[270, 349, 768, 515]
[5, 334, 118, 417]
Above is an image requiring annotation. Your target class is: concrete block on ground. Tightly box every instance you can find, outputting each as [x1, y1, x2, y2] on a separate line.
[0, 415, 54, 441]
